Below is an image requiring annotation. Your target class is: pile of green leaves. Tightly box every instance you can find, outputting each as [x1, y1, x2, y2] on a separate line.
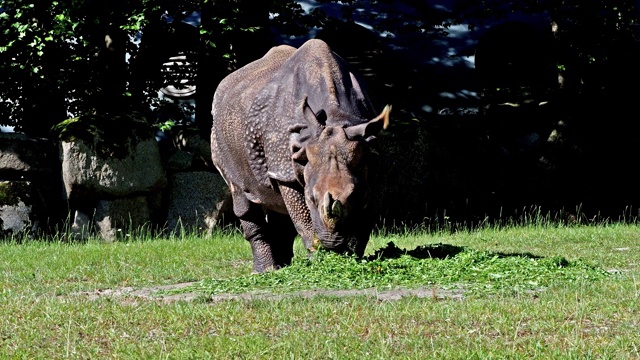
[193, 242, 610, 298]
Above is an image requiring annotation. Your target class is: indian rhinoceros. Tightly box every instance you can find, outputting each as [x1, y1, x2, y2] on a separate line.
[210, 39, 390, 273]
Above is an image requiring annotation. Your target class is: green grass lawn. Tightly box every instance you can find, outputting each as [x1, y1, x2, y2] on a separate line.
[1, 224, 638, 358]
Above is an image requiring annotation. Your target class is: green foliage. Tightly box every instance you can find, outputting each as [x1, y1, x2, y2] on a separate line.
[0, 181, 27, 206]
[154, 119, 176, 132]
[0, 0, 321, 134]
[2, 0, 638, 136]
[194, 243, 609, 297]
[1, 1, 131, 131]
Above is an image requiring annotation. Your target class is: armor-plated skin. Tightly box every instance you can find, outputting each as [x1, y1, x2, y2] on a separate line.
[211, 39, 390, 273]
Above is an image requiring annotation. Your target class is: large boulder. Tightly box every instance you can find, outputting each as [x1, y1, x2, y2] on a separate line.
[0, 133, 54, 177]
[60, 138, 166, 199]
[55, 112, 167, 200]
[53, 112, 167, 240]
[0, 133, 64, 238]
[94, 197, 153, 241]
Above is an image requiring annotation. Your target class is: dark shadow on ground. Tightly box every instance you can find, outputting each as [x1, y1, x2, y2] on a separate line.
[366, 241, 544, 261]
[366, 241, 465, 260]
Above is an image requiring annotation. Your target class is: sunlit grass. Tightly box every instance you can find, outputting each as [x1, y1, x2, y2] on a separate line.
[1, 222, 639, 358]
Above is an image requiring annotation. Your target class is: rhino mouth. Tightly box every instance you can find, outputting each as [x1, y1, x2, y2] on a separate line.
[315, 230, 359, 254]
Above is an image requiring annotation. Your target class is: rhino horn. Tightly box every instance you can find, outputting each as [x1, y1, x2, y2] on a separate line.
[344, 104, 391, 141]
[331, 197, 343, 219]
[322, 192, 344, 224]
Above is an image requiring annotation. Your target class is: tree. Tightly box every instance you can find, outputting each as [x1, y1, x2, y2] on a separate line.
[0, 0, 151, 135]
[3, 0, 638, 137]
[0, 0, 320, 137]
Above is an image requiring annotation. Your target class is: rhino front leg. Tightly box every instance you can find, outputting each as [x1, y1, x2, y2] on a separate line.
[278, 183, 316, 252]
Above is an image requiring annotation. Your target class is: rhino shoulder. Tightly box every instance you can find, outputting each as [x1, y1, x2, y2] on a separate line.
[245, 81, 299, 187]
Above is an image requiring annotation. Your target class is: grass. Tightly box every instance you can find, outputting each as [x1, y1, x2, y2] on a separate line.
[1, 223, 639, 358]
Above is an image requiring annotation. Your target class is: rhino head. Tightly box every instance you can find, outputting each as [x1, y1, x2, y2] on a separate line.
[289, 98, 391, 254]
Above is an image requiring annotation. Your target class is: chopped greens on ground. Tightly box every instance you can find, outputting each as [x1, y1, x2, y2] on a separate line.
[193, 242, 610, 297]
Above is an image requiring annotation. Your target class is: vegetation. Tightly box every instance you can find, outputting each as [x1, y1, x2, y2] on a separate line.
[194, 244, 609, 298]
[0, 181, 23, 205]
[2, 2, 640, 354]
[2, 0, 638, 135]
[1, 223, 638, 358]
[0, 0, 312, 135]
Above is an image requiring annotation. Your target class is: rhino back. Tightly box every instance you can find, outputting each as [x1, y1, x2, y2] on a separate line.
[287, 39, 375, 124]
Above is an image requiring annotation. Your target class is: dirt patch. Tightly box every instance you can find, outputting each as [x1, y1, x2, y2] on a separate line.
[73, 282, 201, 303]
[70, 282, 465, 303]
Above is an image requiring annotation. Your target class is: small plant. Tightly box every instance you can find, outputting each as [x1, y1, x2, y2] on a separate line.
[154, 119, 176, 132]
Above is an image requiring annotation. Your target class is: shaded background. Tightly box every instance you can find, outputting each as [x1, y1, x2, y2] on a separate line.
[2, 0, 640, 227]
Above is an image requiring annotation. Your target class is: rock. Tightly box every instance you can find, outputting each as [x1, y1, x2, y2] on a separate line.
[55, 112, 167, 200]
[94, 197, 152, 241]
[166, 171, 232, 234]
[0, 181, 45, 238]
[1, 133, 67, 235]
[166, 150, 193, 171]
[170, 130, 214, 170]
[0, 133, 55, 179]
[60, 138, 167, 199]
[181, 133, 213, 168]
[53, 112, 169, 240]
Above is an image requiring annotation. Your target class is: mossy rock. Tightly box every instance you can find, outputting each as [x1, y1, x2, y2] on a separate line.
[51, 112, 153, 160]
[0, 181, 30, 206]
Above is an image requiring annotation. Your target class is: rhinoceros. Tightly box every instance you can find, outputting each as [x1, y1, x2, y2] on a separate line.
[210, 39, 390, 273]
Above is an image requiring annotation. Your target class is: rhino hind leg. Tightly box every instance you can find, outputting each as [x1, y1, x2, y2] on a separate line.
[240, 216, 276, 274]
[230, 189, 273, 273]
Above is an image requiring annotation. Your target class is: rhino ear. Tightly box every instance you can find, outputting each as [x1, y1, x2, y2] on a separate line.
[344, 105, 391, 141]
[302, 96, 327, 128]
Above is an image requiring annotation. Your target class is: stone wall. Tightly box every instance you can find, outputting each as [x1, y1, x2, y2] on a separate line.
[0, 133, 64, 238]
[0, 116, 231, 241]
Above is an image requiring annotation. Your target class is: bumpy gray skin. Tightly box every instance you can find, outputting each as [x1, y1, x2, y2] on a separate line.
[211, 39, 390, 273]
